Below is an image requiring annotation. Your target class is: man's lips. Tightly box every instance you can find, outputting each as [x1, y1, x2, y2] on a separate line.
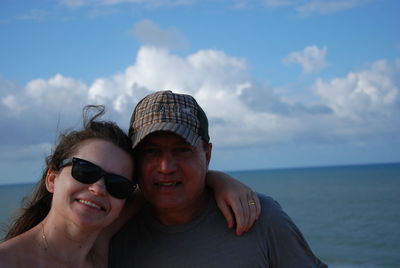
[76, 198, 106, 211]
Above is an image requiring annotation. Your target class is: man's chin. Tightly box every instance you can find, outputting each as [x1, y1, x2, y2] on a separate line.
[151, 200, 184, 211]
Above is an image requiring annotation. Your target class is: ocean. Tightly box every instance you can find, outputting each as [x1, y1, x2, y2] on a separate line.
[1, 163, 399, 268]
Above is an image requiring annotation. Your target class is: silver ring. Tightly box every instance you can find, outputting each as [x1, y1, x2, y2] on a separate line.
[248, 201, 256, 206]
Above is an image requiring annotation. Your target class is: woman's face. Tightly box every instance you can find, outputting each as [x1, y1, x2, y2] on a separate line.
[47, 138, 134, 229]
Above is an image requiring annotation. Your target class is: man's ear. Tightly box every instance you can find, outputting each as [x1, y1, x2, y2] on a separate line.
[45, 169, 57, 193]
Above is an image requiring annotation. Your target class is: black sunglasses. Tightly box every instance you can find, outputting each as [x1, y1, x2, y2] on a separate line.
[59, 157, 136, 199]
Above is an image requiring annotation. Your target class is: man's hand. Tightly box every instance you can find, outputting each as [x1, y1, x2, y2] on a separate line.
[206, 170, 261, 236]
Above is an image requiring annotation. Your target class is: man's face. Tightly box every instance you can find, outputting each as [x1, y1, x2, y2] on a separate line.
[135, 131, 212, 220]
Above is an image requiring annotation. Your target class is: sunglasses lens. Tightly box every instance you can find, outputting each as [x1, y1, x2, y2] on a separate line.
[71, 159, 101, 184]
[67, 157, 134, 199]
[105, 175, 134, 199]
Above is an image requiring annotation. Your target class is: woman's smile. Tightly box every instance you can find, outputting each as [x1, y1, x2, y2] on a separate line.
[76, 198, 106, 211]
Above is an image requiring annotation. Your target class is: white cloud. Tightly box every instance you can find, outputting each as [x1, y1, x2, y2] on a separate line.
[1, 47, 398, 153]
[260, 0, 372, 16]
[17, 9, 48, 20]
[104, 0, 195, 6]
[57, 0, 372, 15]
[1, 78, 27, 116]
[130, 20, 188, 50]
[59, 0, 90, 8]
[283, 45, 328, 73]
[1, 95, 27, 116]
[232, 0, 249, 9]
[86, 46, 399, 146]
[80, 46, 303, 145]
[262, 0, 294, 7]
[313, 60, 399, 122]
[88, 46, 251, 121]
[25, 73, 89, 111]
[0, 74, 92, 150]
[296, 0, 368, 16]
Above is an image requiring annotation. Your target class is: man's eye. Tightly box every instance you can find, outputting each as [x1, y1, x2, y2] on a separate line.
[175, 147, 193, 154]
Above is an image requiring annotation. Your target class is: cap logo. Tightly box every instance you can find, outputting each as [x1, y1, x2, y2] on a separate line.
[140, 104, 193, 117]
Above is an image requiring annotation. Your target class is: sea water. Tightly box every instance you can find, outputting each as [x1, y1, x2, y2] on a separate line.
[1, 163, 399, 267]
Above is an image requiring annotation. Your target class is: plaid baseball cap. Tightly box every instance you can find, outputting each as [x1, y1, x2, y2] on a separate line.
[129, 90, 210, 149]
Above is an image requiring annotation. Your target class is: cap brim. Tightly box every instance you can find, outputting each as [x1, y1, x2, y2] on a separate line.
[131, 122, 201, 149]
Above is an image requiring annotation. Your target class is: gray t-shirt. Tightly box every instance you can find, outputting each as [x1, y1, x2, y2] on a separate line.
[109, 193, 327, 268]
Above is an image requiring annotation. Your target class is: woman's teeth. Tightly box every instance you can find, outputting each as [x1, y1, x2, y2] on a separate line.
[78, 199, 103, 210]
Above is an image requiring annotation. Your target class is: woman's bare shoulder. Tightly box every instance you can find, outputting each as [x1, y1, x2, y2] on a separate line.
[0, 243, 17, 266]
[0, 229, 41, 266]
[0, 239, 24, 266]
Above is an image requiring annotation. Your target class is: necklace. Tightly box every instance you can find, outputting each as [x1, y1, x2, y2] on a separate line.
[41, 222, 48, 251]
[39, 222, 96, 267]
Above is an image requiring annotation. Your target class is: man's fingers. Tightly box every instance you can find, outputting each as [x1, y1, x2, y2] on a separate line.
[216, 200, 235, 229]
[223, 196, 246, 236]
[232, 197, 247, 236]
[246, 191, 261, 232]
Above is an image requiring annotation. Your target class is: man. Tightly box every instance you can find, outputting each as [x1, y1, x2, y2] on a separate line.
[109, 90, 327, 267]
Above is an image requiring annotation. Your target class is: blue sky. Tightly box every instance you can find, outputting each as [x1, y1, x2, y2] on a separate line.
[0, 0, 399, 184]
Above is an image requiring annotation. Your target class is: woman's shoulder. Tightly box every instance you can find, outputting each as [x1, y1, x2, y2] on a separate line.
[0, 228, 42, 266]
[0, 240, 19, 266]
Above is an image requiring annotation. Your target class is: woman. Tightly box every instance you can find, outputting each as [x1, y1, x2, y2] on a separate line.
[0, 106, 260, 267]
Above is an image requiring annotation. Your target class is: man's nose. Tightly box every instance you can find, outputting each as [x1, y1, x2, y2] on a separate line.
[158, 152, 177, 174]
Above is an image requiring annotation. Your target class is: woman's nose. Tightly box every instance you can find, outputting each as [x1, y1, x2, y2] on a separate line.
[88, 178, 107, 196]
